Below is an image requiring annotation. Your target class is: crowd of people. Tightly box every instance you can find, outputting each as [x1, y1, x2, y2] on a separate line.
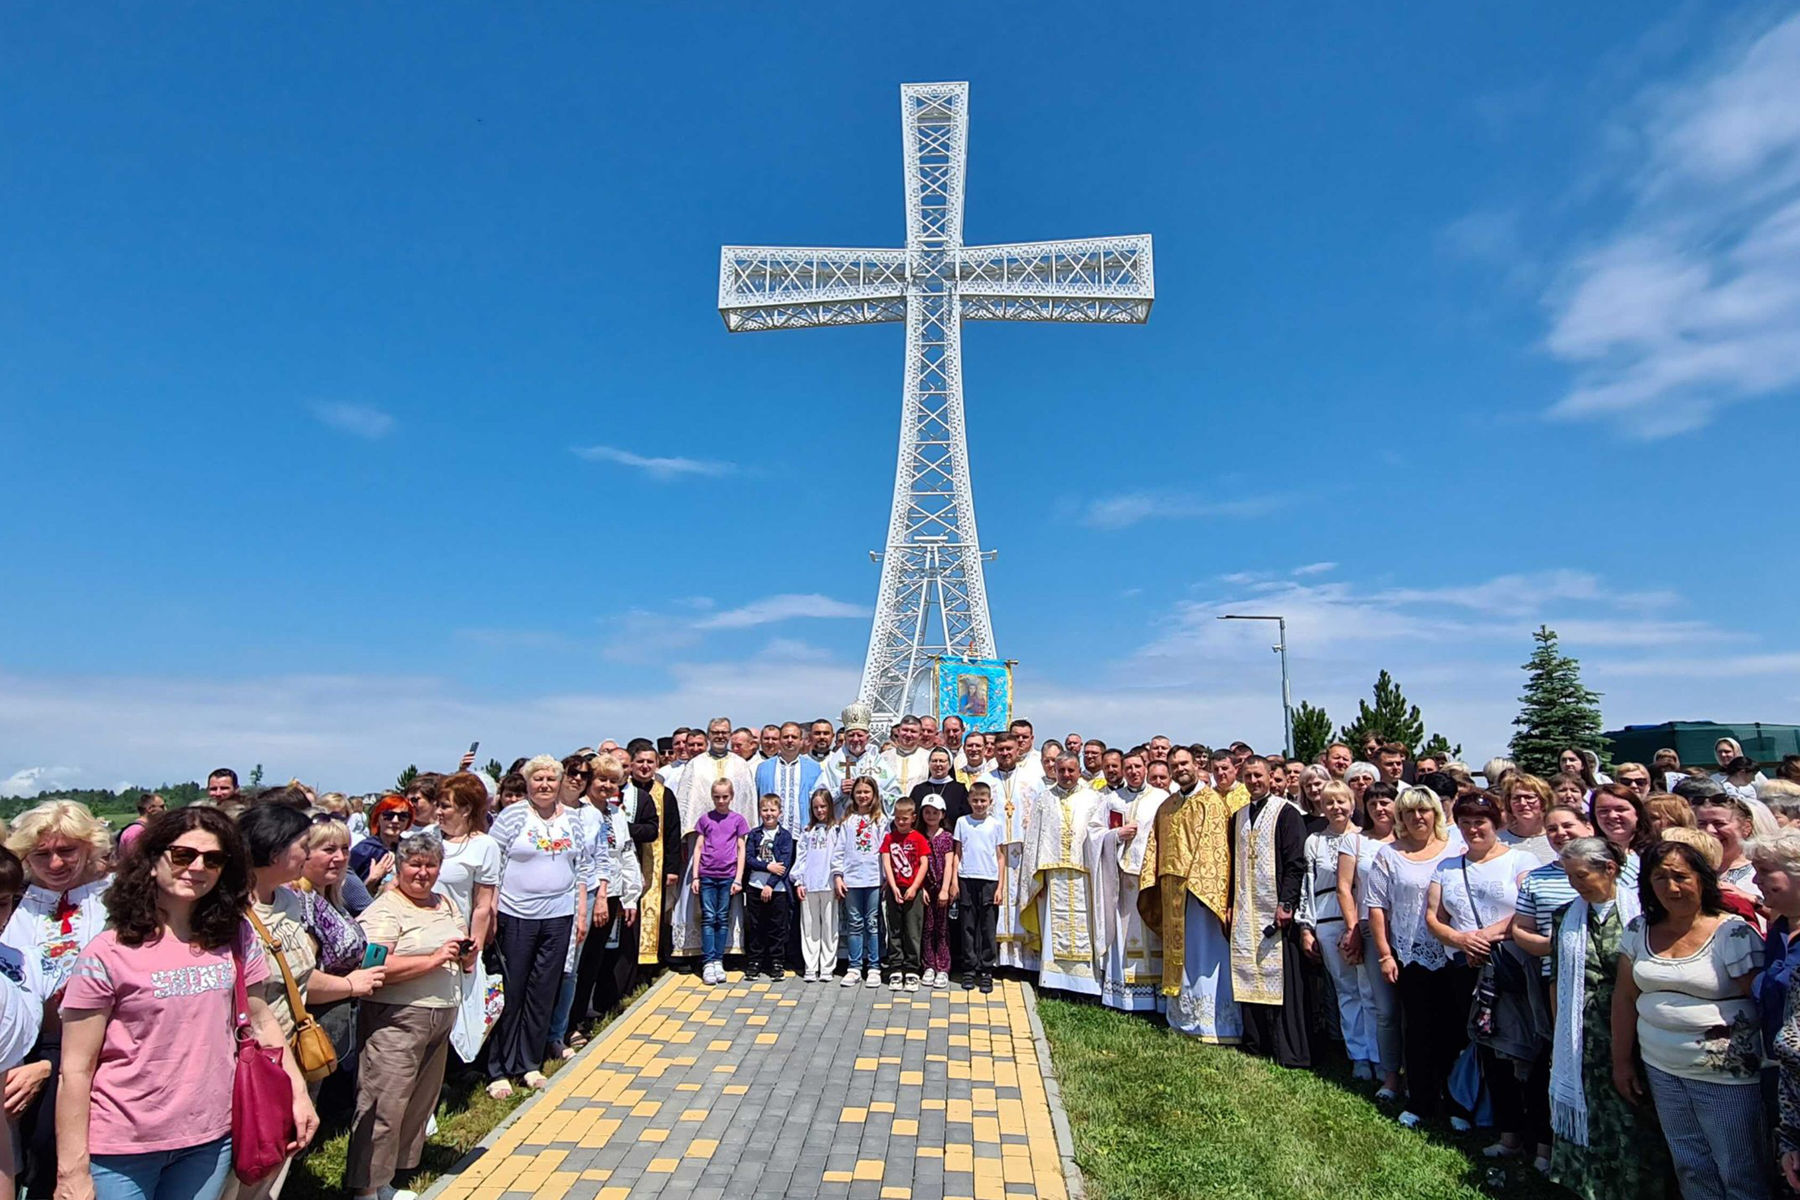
[4, 709, 1800, 1200]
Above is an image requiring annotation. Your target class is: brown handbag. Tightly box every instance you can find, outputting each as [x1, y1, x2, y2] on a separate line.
[246, 908, 339, 1084]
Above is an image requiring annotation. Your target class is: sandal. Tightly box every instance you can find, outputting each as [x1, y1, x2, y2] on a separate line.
[523, 1070, 549, 1089]
[567, 1031, 590, 1050]
[486, 1080, 514, 1100]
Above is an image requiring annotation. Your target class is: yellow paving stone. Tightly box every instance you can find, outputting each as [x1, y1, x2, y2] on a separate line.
[823, 1171, 853, 1183]
[712, 1063, 736, 1072]
[668, 1029, 696, 1043]
[947, 1098, 973, 1123]
[755, 1032, 778, 1045]
[676, 1082, 702, 1091]
[880, 1055, 902, 1065]
[949, 1034, 969, 1047]
[669, 1054, 697, 1065]
[899, 1069, 923, 1085]
[617, 1088, 646, 1105]
[926, 1053, 948, 1063]
[746, 1014, 768, 1025]
[735, 1007, 756, 1014]
[929, 1017, 949, 1028]
[646, 1158, 678, 1173]
[972, 1087, 997, 1110]
[885, 1026, 906, 1035]
[598, 1188, 631, 1200]
[723, 1083, 749, 1094]
[854, 1056, 879, 1070]
[916, 1146, 944, 1158]
[579, 1117, 621, 1148]
[641, 1129, 669, 1143]
[881, 1188, 913, 1199]
[680, 1108, 708, 1121]
[778, 999, 798, 1006]
[945, 1144, 974, 1172]
[531, 1171, 579, 1199]
[869, 1100, 895, 1113]
[840, 1106, 868, 1123]
[972, 1116, 1000, 1143]
[905, 1029, 926, 1040]
[631, 1100, 661, 1118]
[893, 1118, 919, 1136]
[580, 1169, 612, 1181]
[853, 1159, 884, 1180]
[687, 1138, 719, 1157]
[863, 1029, 883, 1037]
[947, 1060, 970, 1079]
[921, 1098, 946, 1110]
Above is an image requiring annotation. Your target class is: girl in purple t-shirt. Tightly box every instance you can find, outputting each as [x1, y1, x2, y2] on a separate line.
[690, 779, 748, 984]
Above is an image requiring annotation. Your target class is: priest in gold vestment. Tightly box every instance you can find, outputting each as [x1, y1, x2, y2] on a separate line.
[1137, 746, 1242, 1042]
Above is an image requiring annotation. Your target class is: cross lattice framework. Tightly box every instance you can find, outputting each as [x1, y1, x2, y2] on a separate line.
[720, 82, 1153, 733]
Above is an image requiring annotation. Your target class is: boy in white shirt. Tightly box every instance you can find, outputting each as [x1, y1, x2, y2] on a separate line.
[954, 782, 1006, 994]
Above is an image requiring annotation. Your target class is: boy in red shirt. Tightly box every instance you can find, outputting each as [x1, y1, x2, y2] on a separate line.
[880, 798, 932, 991]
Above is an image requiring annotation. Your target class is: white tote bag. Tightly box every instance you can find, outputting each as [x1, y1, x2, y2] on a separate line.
[450, 958, 504, 1064]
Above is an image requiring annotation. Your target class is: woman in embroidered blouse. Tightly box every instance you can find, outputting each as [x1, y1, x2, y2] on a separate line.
[1364, 786, 1463, 1129]
[2, 801, 113, 1199]
[483, 755, 591, 1099]
[1612, 839, 1767, 1200]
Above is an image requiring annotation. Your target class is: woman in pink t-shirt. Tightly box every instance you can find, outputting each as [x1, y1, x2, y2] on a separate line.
[55, 807, 318, 1200]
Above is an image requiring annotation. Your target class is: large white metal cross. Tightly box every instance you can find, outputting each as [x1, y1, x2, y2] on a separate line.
[719, 81, 1154, 733]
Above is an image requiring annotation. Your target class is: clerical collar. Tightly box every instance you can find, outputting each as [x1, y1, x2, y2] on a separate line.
[926, 775, 951, 786]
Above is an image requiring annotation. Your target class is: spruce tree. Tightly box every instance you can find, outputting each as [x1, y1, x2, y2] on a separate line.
[1337, 670, 1456, 758]
[1292, 701, 1335, 764]
[395, 764, 420, 792]
[1509, 625, 1607, 776]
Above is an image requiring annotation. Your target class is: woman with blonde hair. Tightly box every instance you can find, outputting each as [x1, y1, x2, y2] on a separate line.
[1, 801, 113, 1198]
[1644, 795, 1697, 837]
[1365, 786, 1467, 1129]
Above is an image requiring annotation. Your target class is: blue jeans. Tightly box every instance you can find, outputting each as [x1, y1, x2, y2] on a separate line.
[547, 968, 577, 1046]
[844, 886, 882, 970]
[699, 877, 734, 964]
[92, 1136, 233, 1200]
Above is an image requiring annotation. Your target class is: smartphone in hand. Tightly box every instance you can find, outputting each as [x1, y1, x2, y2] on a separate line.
[361, 944, 390, 969]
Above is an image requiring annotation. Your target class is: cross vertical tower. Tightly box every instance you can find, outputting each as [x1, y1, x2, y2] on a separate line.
[719, 82, 1153, 733]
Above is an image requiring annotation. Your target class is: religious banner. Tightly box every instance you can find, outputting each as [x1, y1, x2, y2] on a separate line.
[934, 657, 1013, 733]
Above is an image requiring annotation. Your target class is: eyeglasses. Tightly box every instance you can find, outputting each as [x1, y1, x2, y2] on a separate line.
[166, 846, 229, 871]
[311, 811, 347, 825]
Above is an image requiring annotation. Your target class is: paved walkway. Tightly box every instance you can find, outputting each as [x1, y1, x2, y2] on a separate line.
[431, 970, 1076, 1200]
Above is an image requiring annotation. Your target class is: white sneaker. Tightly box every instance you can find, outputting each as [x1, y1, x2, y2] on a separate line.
[1450, 1116, 1473, 1133]
[864, 968, 881, 987]
[840, 970, 859, 987]
[1398, 1111, 1422, 1129]
[888, 973, 903, 991]
[937, 969, 950, 987]
[801, 970, 816, 982]
[904, 975, 920, 992]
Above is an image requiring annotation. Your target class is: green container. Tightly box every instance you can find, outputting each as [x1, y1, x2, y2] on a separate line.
[1603, 721, 1800, 770]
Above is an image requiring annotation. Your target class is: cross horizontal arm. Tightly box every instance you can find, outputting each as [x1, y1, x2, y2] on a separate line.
[719, 246, 909, 331]
[956, 235, 1154, 323]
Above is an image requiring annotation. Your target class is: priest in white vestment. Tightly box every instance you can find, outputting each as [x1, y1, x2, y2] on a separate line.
[880, 715, 932, 798]
[1021, 756, 1103, 995]
[1088, 750, 1166, 1012]
[976, 731, 1037, 971]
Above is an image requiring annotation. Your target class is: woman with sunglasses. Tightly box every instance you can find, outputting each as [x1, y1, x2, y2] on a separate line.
[56, 807, 316, 1200]
[1, 801, 115, 1199]
[349, 796, 412, 893]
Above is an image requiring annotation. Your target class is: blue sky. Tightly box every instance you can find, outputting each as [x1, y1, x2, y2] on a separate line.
[5, 3, 1799, 793]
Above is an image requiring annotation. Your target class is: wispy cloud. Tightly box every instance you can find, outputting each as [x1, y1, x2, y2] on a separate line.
[1080, 491, 1290, 531]
[1543, 12, 1800, 437]
[693, 594, 869, 630]
[1291, 562, 1337, 577]
[311, 402, 395, 440]
[571, 445, 736, 481]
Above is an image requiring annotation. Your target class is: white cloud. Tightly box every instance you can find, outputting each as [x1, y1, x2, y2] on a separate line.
[1080, 491, 1290, 530]
[0, 766, 82, 798]
[1291, 562, 1337, 577]
[693, 594, 869, 630]
[571, 445, 735, 480]
[1543, 12, 1800, 437]
[311, 402, 396, 440]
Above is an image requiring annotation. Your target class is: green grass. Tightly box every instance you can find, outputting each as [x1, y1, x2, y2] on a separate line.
[1037, 999, 1567, 1200]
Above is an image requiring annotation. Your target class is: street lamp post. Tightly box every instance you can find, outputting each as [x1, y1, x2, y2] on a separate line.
[1218, 614, 1292, 758]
